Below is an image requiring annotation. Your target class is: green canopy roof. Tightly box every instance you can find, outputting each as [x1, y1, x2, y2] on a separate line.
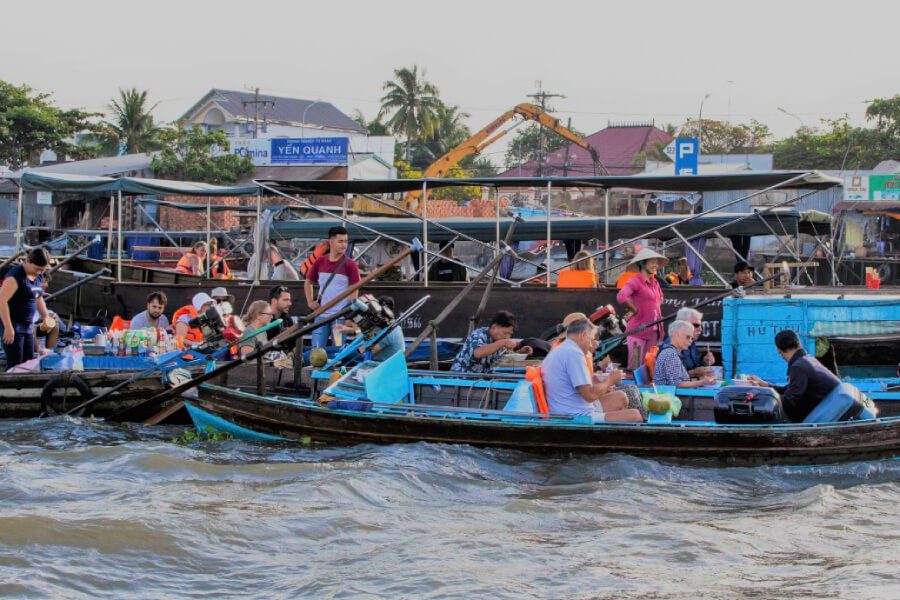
[16, 172, 258, 196]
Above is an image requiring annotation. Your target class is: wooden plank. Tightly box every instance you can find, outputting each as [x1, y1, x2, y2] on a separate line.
[143, 401, 185, 425]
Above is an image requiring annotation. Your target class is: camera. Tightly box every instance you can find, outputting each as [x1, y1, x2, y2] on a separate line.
[188, 305, 228, 350]
[346, 294, 394, 335]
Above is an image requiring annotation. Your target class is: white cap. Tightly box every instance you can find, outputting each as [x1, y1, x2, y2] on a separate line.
[192, 292, 214, 312]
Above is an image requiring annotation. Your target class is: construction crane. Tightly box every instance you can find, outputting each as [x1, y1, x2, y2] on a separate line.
[405, 103, 607, 211]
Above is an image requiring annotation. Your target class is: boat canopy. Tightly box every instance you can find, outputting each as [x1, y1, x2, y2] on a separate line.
[15, 172, 259, 196]
[257, 170, 841, 195]
[270, 208, 829, 243]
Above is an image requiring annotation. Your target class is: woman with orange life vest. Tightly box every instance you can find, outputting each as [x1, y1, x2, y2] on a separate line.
[173, 292, 214, 346]
[664, 257, 692, 286]
[208, 238, 232, 279]
[175, 241, 207, 276]
[556, 250, 599, 288]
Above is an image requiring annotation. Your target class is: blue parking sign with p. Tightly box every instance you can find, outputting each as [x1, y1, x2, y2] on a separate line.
[674, 137, 699, 175]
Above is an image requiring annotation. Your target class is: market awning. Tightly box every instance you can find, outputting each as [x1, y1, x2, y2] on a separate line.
[14, 172, 259, 196]
[257, 170, 841, 195]
[136, 198, 283, 212]
[270, 208, 825, 243]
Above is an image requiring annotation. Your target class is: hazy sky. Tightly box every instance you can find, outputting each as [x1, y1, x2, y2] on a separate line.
[4, 0, 897, 165]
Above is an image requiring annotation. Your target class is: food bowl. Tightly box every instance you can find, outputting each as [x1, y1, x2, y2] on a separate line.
[506, 353, 529, 362]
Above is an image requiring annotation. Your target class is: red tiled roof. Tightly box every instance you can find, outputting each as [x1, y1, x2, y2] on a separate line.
[498, 125, 674, 177]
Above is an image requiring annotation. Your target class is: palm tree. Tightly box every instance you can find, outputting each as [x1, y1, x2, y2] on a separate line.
[104, 88, 162, 154]
[378, 65, 442, 161]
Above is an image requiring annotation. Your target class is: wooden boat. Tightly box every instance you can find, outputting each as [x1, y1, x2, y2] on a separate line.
[0, 368, 171, 420]
[186, 353, 900, 466]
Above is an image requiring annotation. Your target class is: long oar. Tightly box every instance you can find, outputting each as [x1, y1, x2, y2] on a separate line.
[593, 269, 789, 360]
[44, 268, 110, 303]
[107, 239, 423, 422]
[47, 236, 101, 277]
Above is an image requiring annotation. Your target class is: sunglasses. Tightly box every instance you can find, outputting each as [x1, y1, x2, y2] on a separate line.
[692, 323, 702, 329]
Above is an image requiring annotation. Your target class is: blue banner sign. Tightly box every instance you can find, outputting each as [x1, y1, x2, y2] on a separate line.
[270, 137, 349, 165]
[674, 137, 699, 175]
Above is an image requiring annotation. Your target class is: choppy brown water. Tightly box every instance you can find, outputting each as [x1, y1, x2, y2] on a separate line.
[1, 417, 899, 599]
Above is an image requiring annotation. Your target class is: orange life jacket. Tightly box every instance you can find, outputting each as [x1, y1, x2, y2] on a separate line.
[616, 271, 639, 289]
[300, 242, 329, 277]
[211, 253, 232, 279]
[525, 365, 550, 415]
[109, 316, 130, 331]
[556, 269, 598, 288]
[172, 304, 203, 344]
[645, 344, 659, 379]
[175, 252, 199, 275]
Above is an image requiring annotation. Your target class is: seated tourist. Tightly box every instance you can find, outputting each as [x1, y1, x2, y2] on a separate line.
[664, 257, 692, 286]
[239, 300, 275, 357]
[450, 310, 532, 373]
[542, 317, 642, 422]
[657, 307, 715, 377]
[129, 291, 170, 331]
[653, 320, 716, 388]
[747, 330, 840, 422]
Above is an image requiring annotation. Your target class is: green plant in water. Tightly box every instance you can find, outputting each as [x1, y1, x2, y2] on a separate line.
[172, 426, 233, 445]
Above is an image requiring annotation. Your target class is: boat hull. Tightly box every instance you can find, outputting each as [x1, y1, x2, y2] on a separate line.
[192, 384, 900, 466]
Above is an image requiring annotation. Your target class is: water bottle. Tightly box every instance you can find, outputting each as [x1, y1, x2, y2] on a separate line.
[72, 341, 84, 371]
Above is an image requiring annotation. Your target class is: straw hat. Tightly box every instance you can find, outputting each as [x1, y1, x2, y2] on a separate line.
[628, 248, 670, 267]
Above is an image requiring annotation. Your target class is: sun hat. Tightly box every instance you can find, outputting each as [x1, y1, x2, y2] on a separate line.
[562, 312, 589, 328]
[210, 287, 235, 303]
[628, 248, 670, 267]
[192, 292, 214, 312]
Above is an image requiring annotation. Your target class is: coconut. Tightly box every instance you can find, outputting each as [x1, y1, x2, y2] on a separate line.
[647, 395, 672, 415]
[310, 347, 329, 367]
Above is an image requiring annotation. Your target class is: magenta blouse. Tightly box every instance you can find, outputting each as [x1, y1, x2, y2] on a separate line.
[616, 274, 665, 341]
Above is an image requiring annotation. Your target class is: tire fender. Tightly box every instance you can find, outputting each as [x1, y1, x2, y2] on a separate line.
[40, 373, 92, 417]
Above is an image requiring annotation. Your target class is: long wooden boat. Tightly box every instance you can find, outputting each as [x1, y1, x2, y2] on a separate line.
[0, 369, 171, 420]
[187, 369, 900, 466]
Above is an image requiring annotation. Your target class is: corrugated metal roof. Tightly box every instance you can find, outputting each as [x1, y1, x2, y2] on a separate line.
[182, 89, 365, 134]
[498, 125, 674, 177]
[8, 153, 153, 179]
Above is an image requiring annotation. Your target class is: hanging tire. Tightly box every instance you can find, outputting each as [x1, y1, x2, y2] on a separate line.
[876, 263, 892, 283]
[40, 373, 92, 417]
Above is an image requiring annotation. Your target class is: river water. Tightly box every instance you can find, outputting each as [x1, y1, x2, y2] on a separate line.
[1, 417, 898, 599]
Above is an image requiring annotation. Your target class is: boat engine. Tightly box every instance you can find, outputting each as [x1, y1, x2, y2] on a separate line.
[345, 294, 395, 338]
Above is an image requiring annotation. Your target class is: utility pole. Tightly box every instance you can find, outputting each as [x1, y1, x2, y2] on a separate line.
[526, 82, 565, 177]
[562, 117, 572, 177]
[242, 87, 276, 139]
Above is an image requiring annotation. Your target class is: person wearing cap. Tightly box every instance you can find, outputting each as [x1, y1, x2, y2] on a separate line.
[731, 261, 756, 289]
[616, 248, 668, 371]
[129, 291, 170, 331]
[210, 287, 235, 312]
[173, 292, 214, 344]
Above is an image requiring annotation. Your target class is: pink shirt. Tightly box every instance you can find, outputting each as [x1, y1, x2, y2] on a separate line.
[616, 273, 664, 341]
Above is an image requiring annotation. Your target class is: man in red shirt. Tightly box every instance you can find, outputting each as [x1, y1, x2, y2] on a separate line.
[304, 226, 360, 348]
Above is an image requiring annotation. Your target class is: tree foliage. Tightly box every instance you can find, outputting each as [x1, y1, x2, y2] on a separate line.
[378, 65, 442, 161]
[352, 109, 389, 136]
[102, 88, 163, 154]
[0, 80, 100, 170]
[151, 125, 254, 184]
[504, 122, 586, 168]
[677, 118, 771, 154]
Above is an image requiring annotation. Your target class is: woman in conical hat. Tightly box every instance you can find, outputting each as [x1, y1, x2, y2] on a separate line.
[615, 248, 669, 371]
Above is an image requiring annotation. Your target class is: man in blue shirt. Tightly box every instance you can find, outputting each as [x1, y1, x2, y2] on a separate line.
[542, 318, 642, 422]
[450, 311, 531, 373]
[748, 330, 841, 422]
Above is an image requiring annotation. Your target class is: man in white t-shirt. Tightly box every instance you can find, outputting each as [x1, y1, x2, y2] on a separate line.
[541, 318, 642, 423]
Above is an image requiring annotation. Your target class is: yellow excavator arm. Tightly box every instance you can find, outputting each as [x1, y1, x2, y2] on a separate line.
[405, 103, 606, 210]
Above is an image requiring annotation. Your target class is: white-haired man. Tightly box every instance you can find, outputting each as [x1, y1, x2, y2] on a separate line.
[653, 320, 717, 388]
[542, 317, 643, 422]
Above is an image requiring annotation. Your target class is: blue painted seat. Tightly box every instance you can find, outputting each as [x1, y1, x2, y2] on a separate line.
[364, 351, 410, 405]
[633, 365, 651, 386]
[802, 382, 878, 423]
[502, 380, 537, 413]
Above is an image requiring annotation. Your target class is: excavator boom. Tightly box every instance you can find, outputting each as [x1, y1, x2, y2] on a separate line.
[405, 103, 606, 210]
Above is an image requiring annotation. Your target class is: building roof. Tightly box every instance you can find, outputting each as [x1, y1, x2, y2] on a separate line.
[498, 124, 674, 177]
[8, 153, 153, 179]
[181, 89, 366, 134]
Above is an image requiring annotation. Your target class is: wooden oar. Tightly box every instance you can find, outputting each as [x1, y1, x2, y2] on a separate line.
[107, 238, 423, 422]
[46, 236, 101, 277]
[44, 268, 110, 303]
